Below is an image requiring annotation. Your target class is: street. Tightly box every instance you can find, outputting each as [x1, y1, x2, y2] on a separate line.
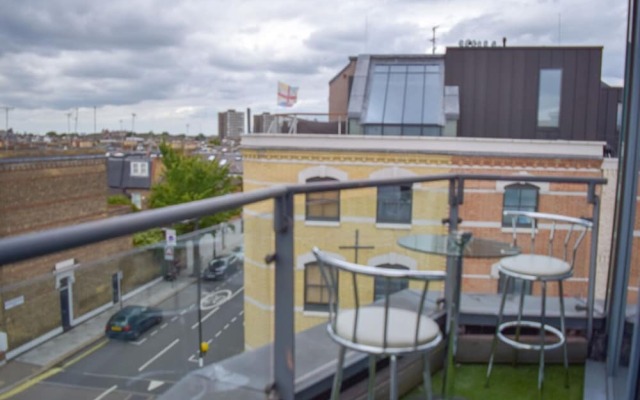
[8, 268, 245, 400]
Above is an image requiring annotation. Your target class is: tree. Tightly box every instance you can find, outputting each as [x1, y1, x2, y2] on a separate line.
[196, 133, 206, 141]
[148, 142, 238, 234]
[46, 131, 58, 137]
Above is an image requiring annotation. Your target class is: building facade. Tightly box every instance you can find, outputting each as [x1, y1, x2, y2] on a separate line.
[218, 109, 245, 139]
[328, 46, 621, 154]
[0, 153, 155, 361]
[241, 134, 607, 348]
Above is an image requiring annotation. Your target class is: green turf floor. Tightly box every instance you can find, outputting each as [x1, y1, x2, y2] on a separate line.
[403, 364, 584, 400]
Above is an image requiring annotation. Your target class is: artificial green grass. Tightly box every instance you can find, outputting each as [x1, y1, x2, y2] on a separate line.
[404, 364, 584, 400]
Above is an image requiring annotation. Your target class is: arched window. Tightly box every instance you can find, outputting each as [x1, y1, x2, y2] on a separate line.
[373, 264, 409, 301]
[502, 183, 539, 227]
[306, 177, 340, 222]
[304, 261, 336, 312]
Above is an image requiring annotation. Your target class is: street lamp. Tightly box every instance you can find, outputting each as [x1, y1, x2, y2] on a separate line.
[131, 113, 137, 133]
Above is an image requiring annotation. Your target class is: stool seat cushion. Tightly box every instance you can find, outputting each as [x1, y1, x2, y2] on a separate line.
[500, 254, 570, 278]
[335, 307, 440, 348]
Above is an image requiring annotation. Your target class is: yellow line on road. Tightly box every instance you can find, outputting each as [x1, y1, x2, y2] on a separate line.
[62, 339, 108, 368]
[0, 367, 62, 400]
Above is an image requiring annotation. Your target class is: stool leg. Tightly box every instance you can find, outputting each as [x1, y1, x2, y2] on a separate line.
[390, 355, 398, 400]
[368, 355, 376, 400]
[513, 279, 526, 367]
[331, 346, 346, 400]
[486, 274, 511, 387]
[558, 280, 569, 388]
[538, 281, 547, 392]
[422, 352, 433, 400]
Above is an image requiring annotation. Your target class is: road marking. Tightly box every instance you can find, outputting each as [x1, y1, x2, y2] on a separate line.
[240, 310, 244, 316]
[231, 316, 237, 323]
[62, 339, 108, 368]
[215, 331, 222, 338]
[150, 330, 158, 337]
[160, 322, 168, 329]
[148, 380, 164, 391]
[224, 323, 229, 330]
[179, 309, 188, 315]
[0, 367, 62, 400]
[191, 307, 220, 330]
[138, 338, 179, 372]
[130, 338, 147, 346]
[207, 339, 213, 344]
[170, 316, 178, 322]
[94, 384, 118, 400]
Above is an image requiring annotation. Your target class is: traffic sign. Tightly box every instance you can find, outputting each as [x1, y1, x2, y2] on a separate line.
[164, 245, 174, 261]
[165, 229, 177, 246]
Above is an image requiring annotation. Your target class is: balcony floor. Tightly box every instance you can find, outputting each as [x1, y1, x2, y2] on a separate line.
[403, 363, 584, 400]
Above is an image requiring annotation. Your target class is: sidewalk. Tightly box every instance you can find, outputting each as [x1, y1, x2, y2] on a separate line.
[0, 274, 195, 395]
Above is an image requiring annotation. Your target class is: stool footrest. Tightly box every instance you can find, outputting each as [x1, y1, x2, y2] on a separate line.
[496, 320, 565, 351]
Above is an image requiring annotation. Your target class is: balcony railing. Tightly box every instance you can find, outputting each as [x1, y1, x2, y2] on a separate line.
[0, 173, 610, 399]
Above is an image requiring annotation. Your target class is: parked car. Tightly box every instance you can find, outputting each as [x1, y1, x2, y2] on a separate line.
[203, 254, 238, 281]
[105, 305, 163, 340]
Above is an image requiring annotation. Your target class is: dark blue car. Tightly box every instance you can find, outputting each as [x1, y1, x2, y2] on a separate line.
[105, 305, 163, 340]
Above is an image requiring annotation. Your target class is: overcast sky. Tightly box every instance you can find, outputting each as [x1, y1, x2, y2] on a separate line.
[0, 0, 628, 135]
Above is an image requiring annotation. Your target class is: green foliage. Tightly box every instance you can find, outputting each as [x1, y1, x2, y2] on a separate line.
[209, 137, 221, 146]
[107, 194, 139, 211]
[196, 133, 206, 141]
[133, 229, 164, 247]
[46, 131, 58, 137]
[149, 142, 238, 234]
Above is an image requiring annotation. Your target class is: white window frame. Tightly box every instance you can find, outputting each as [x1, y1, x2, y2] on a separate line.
[130, 161, 149, 178]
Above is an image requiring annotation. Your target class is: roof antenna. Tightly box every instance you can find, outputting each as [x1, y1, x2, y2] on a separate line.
[430, 26, 439, 54]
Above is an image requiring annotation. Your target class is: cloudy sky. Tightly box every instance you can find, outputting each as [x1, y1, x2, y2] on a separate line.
[0, 0, 628, 135]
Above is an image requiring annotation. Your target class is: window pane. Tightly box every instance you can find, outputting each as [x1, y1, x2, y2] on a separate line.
[502, 185, 539, 227]
[364, 125, 382, 135]
[538, 69, 562, 128]
[383, 72, 406, 124]
[373, 264, 409, 301]
[423, 72, 443, 125]
[403, 126, 422, 136]
[306, 178, 339, 221]
[403, 73, 424, 124]
[383, 125, 401, 135]
[366, 72, 388, 123]
[377, 185, 412, 223]
[520, 189, 538, 207]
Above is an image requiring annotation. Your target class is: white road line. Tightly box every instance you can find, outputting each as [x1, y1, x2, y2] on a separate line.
[231, 316, 237, 323]
[171, 316, 178, 322]
[215, 331, 222, 338]
[224, 323, 229, 330]
[160, 322, 168, 329]
[138, 338, 180, 372]
[191, 307, 220, 330]
[179, 309, 188, 315]
[207, 339, 213, 344]
[94, 384, 117, 400]
[150, 330, 158, 337]
[130, 338, 147, 346]
[240, 310, 244, 316]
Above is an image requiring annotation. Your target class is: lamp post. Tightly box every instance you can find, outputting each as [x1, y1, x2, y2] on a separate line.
[131, 113, 136, 133]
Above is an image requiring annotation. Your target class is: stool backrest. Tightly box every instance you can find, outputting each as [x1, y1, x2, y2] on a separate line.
[312, 247, 445, 352]
[504, 211, 592, 270]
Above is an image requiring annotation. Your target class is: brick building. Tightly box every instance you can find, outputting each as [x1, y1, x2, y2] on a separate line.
[0, 153, 141, 360]
[240, 134, 608, 348]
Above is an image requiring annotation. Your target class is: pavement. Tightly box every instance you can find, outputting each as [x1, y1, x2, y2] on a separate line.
[0, 273, 196, 397]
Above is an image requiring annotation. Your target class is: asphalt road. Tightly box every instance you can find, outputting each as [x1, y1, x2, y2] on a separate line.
[10, 268, 245, 400]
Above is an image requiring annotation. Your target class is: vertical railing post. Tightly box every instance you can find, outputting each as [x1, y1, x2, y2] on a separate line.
[274, 192, 295, 399]
[586, 183, 600, 349]
[444, 178, 461, 332]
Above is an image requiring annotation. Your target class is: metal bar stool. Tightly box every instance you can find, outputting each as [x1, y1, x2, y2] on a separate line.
[313, 247, 445, 400]
[486, 211, 592, 391]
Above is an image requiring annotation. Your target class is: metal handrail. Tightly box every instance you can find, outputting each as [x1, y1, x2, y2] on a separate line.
[0, 173, 605, 266]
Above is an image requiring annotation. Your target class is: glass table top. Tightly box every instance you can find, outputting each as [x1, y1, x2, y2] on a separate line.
[397, 232, 520, 258]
